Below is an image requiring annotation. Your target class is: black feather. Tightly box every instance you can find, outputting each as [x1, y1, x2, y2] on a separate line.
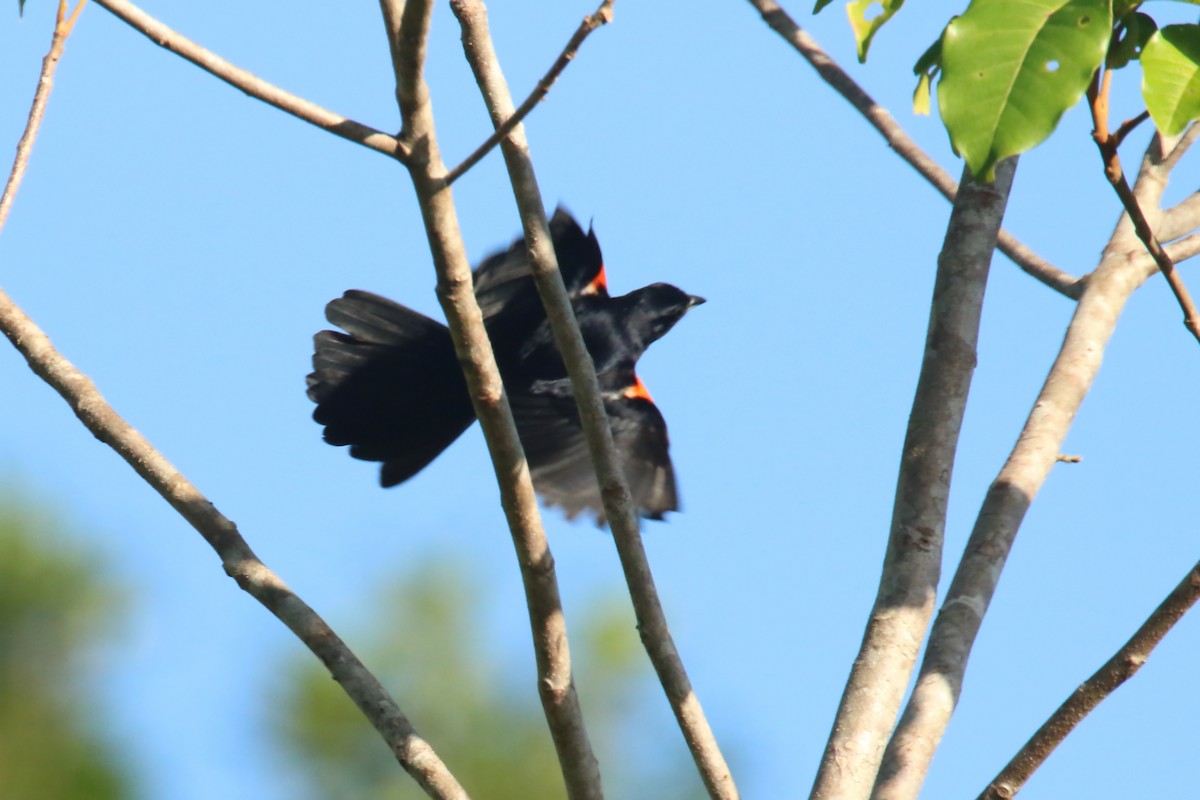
[308, 291, 473, 486]
[307, 209, 702, 521]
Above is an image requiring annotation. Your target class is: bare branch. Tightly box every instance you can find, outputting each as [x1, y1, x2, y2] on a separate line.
[443, 0, 613, 186]
[91, 0, 406, 161]
[377, 3, 603, 797]
[995, 233, 1079, 299]
[1159, 121, 1200, 171]
[1, 22, 460, 794]
[1088, 71, 1200, 344]
[1165, 231, 1200, 264]
[451, 2, 737, 799]
[1159, 193, 1200, 244]
[873, 134, 1184, 800]
[1099, 172, 1200, 341]
[0, 288, 469, 800]
[810, 161, 1017, 800]
[979, 557, 1200, 800]
[744, 0, 1080, 299]
[0, 0, 88, 237]
[390, 0, 435, 143]
[1, 7, 453, 798]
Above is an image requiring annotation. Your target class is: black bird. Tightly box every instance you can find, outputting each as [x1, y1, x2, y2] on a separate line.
[307, 209, 704, 521]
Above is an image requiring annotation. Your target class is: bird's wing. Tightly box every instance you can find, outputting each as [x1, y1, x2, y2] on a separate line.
[309, 290, 448, 404]
[510, 378, 678, 523]
[309, 291, 474, 487]
[472, 207, 608, 319]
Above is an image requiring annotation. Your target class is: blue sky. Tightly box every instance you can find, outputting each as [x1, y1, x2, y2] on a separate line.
[3, 1, 1200, 798]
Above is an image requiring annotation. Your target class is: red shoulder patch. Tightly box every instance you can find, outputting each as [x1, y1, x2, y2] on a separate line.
[622, 375, 654, 403]
[581, 263, 608, 296]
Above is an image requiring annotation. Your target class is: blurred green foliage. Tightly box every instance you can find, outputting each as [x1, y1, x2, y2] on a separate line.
[0, 490, 719, 798]
[0, 496, 133, 800]
[273, 557, 711, 800]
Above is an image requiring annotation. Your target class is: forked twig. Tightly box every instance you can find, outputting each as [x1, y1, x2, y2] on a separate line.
[91, 0, 406, 161]
[0, 292, 469, 800]
[444, 0, 614, 185]
[379, 1, 604, 797]
[451, 2, 738, 798]
[0, 14, 464, 797]
[960, 73, 1200, 800]
[1111, 110, 1151, 149]
[1088, 70, 1200, 344]
[873, 132, 1184, 800]
[744, 0, 1081, 299]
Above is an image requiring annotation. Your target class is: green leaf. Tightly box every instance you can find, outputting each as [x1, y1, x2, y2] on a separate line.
[912, 38, 942, 115]
[1141, 25, 1200, 136]
[1108, 12, 1157, 69]
[847, 0, 906, 62]
[914, 73, 934, 115]
[19, 0, 26, 16]
[938, 0, 1111, 181]
[814, 0, 835, 13]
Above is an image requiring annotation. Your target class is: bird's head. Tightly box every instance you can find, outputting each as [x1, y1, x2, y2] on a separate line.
[623, 282, 705, 348]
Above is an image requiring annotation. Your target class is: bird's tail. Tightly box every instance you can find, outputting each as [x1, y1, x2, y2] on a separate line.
[307, 290, 475, 486]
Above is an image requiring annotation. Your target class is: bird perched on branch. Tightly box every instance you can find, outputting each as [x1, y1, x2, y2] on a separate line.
[307, 208, 704, 522]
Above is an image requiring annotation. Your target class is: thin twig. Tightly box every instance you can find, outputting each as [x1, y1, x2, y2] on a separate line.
[810, 162, 1017, 800]
[978, 556, 1200, 800]
[1111, 110, 1150, 150]
[1089, 71, 1200, 344]
[0, 0, 89, 237]
[744, 0, 1081, 299]
[442, 0, 613, 186]
[873, 133, 1183, 800]
[450, 2, 737, 799]
[0, 290, 468, 799]
[378, 2, 604, 798]
[90, 0, 406, 161]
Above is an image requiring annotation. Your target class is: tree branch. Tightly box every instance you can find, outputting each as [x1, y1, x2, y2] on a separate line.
[90, 0, 406, 161]
[1165, 230, 1200, 264]
[0, 287, 469, 799]
[1149, 126, 1200, 243]
[1088, 71, 1200, 344]
[872, 134, 1183, 800]
[0, 0, 88, 238]
[744, 0, 1080, 299]
[1159, 121, 1200, 171]
[978, 555, 1200, 800]
[810, 161, 1017, 800]
[0, 17, 464, 796]
[1158, 192, 1200, 244]
[377, 3, 603, 797]
[450, 3, 737, 799]
[442, 0, 613, 186]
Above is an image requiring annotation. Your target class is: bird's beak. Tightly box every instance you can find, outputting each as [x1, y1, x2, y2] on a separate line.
[687, 295, 707, 309]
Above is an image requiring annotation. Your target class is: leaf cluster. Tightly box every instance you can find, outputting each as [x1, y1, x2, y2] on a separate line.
[819, 0, 1200, 179]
